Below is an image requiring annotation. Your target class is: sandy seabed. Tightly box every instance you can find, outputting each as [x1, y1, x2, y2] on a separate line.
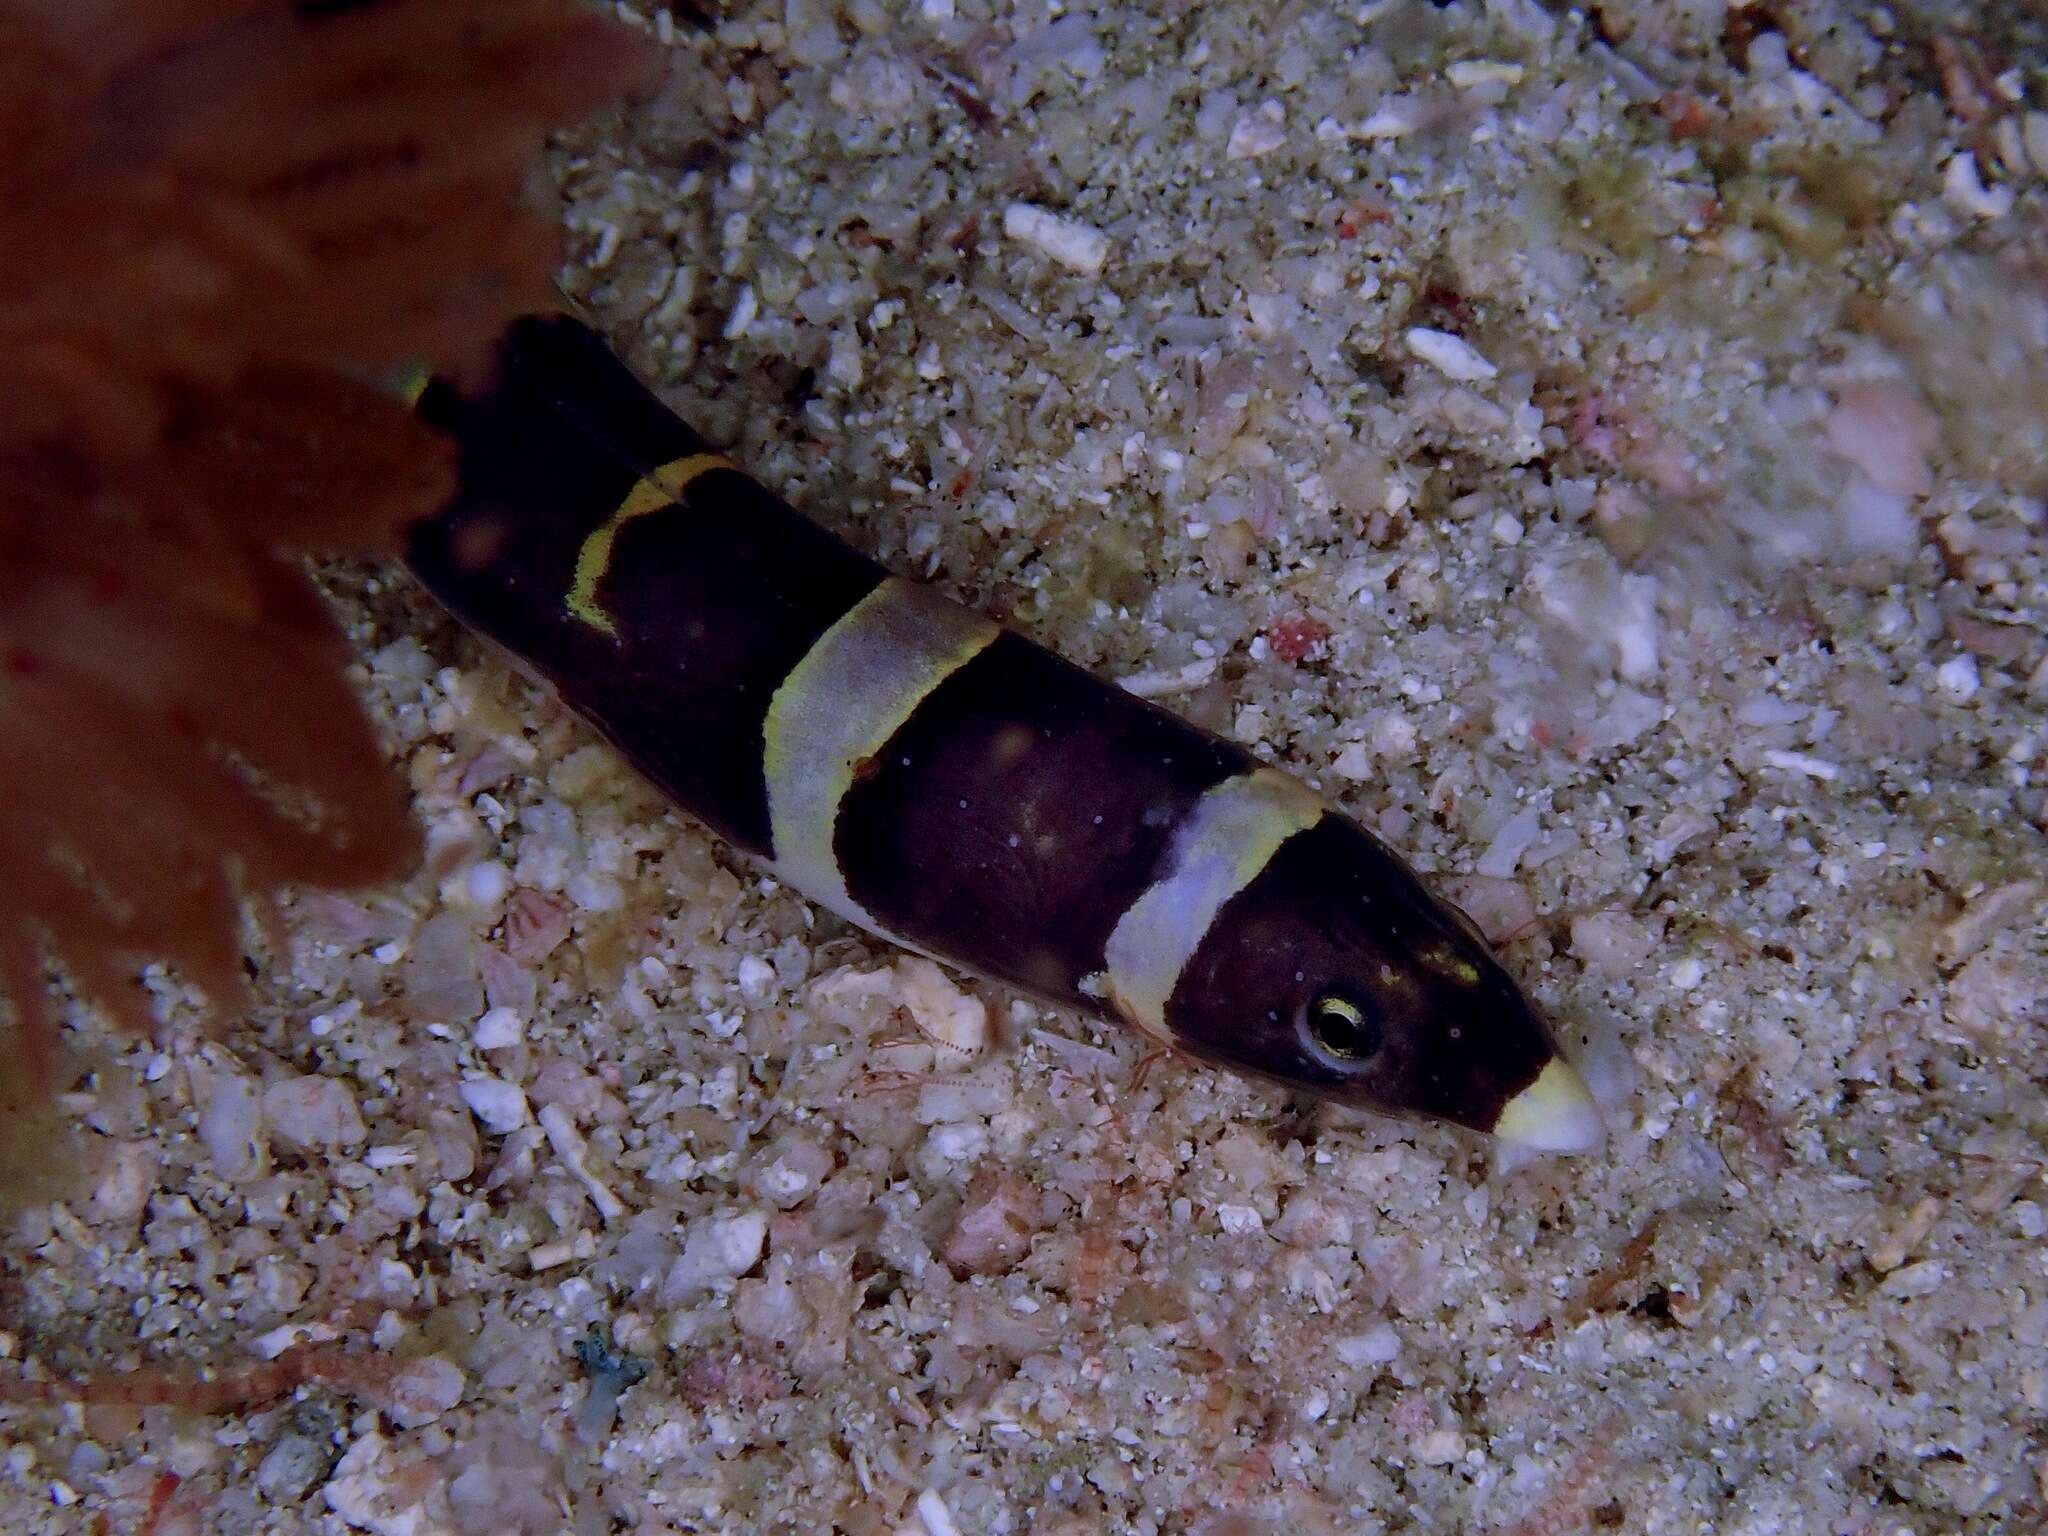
[3, 2, 2046, 1532]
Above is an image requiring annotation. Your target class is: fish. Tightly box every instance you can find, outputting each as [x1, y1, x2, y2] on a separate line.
[405, 313, 1601, 1152]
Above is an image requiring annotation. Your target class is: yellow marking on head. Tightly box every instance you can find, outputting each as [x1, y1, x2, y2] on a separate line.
[394, 364, 433, 406]
[763, 578, 999, 939]
[1102, 769, 1326, 1041]
[565, 453, 735, 634]
[1417, 942, 1483, 986]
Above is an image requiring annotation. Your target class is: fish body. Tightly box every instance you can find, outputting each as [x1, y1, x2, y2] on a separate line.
[407, 314, 1599, 1151]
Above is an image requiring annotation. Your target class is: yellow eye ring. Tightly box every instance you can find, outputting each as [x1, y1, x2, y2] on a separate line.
[1308, 990, 1382, 1061]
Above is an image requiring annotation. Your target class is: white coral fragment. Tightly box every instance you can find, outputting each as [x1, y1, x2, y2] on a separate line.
[1002, 202, 1110, 275]
[1405, 326, 1498, 381]
[1116, 656, 1219, 697]
[1335, 1323, 1401, 1367]
[895, 956, 988, 1054]
[538, 1103, 626, 1222]
[1762, 749, 1842, 782]
[1446, 60, 1523, 88]
[1476, 806, 1542, 878]
[1353, 96, 1421, 138]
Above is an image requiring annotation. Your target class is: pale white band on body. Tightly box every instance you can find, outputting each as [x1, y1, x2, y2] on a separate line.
[1102, 768, 1325, 1043]
[763, 577, 999, 938]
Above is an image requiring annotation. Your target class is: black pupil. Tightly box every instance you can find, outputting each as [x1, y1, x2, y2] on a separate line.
[1311, 994, 1382, 1059]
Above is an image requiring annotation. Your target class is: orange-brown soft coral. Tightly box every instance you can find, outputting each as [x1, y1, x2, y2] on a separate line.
[0, 0, 653, 1078]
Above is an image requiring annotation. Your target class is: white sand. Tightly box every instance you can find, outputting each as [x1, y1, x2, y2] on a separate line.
[4, 2, 2045, 1532]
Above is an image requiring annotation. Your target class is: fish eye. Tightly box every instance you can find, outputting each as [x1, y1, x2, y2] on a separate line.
[1306, 988, 1383, 1062]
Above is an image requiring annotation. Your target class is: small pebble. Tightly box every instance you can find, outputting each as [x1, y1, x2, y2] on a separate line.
[459, 1076, 529, 1134]
[1763, 749, 1842, 782]
[916, 1490, 964, 1536]
[1941, 151, 2014, 220]
[666, 1210, 770, 1297]
[1216, 1204, 1266, 1235]
[1879, 1259, 1947, 1300]
[263, 1076, 366, 1154]
[1226, 100, 1287, 159]
[1335, 1323, 1401, 1366]
[1414, 1428, 1467, 1465]
[736, 954, 777, 1003]
[473, 1007, 523, 1049]
[1571, 912, 1656, 978]
[1331, 739, 1374, 781]
[465, 861, 511, 907]
[2025, 111, 2048, 176]
[1936, 654, 1981, 701]
[1869, 1196, 1941, 1274]
[383, 1357, 464, 1429]
[1371, 710, 1419, 761]
[723, 283, 759, 340]
[255, 1434, 332, 1503]
[322, 1436, 408, 1531]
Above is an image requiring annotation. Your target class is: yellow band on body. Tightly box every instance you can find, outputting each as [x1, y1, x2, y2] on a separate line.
[565, 453, 734, 634]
